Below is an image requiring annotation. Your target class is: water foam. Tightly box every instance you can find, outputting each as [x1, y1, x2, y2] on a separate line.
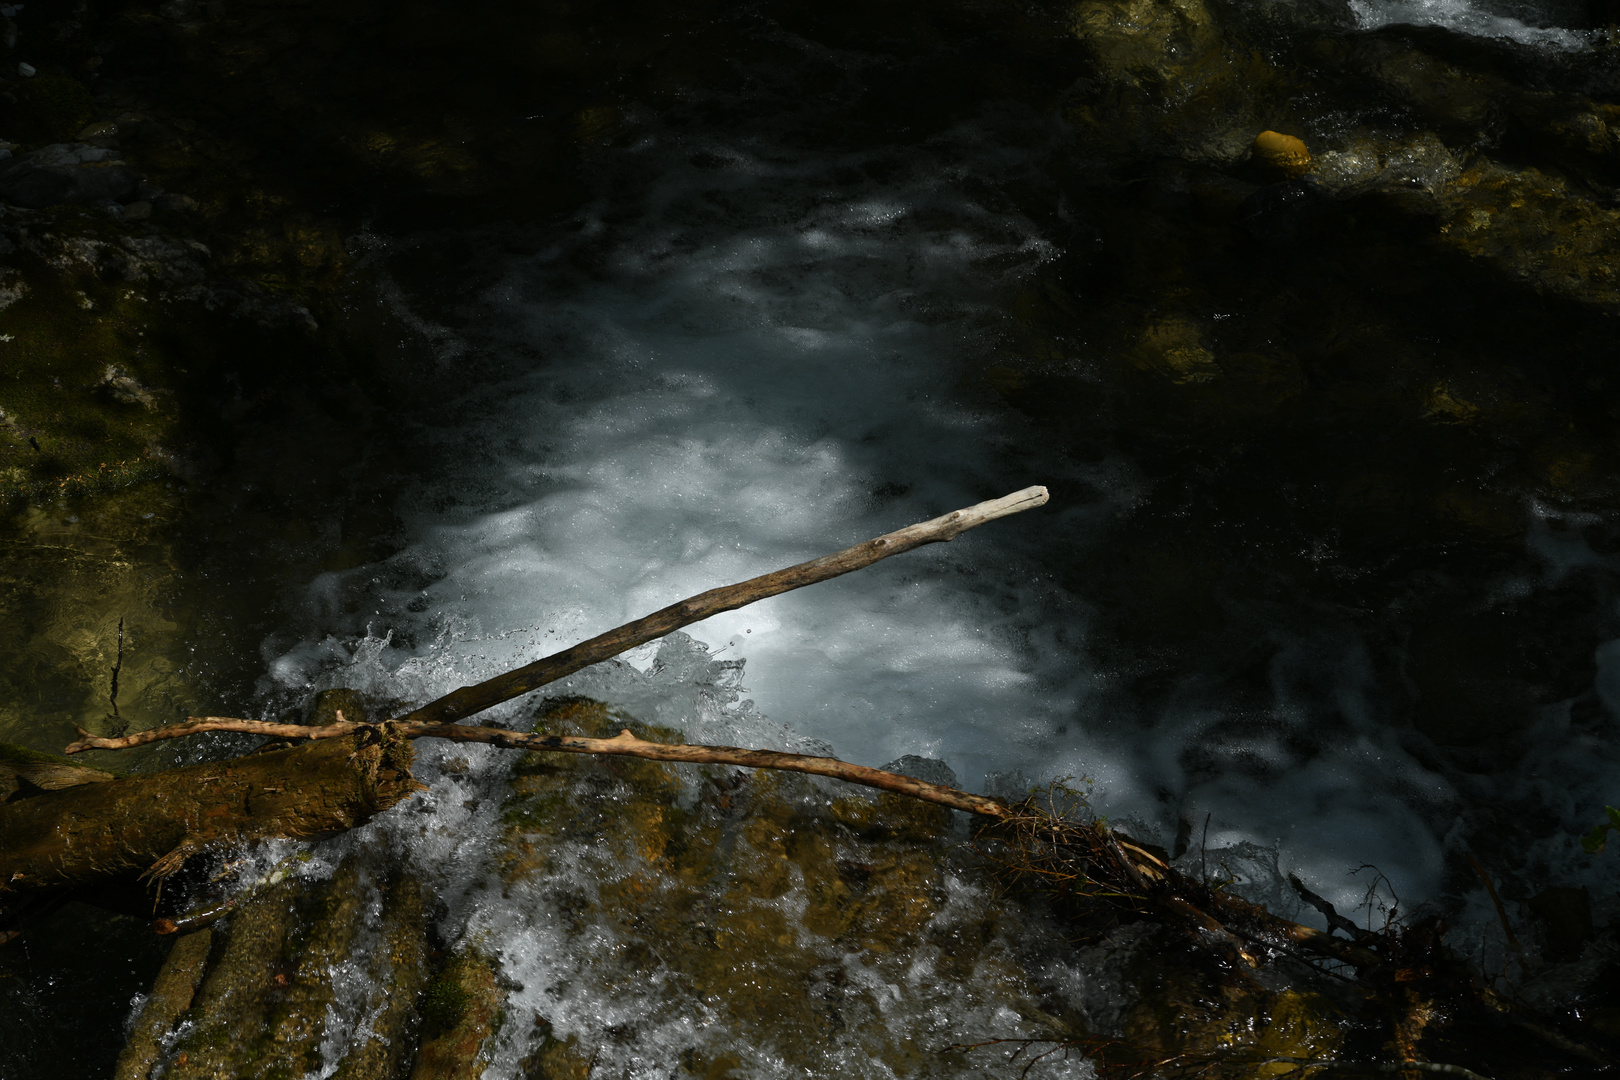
[1348, 0, 1595, 48]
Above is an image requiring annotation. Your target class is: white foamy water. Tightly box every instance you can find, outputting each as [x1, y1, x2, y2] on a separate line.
[1349, 0, 1595, 48]
[259, 51, 1620, 1069]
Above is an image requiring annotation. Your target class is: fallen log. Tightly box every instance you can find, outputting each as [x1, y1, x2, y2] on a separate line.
[1, 742, 121, 800]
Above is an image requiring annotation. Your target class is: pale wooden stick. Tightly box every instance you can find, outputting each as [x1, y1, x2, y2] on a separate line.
[391, 486, 1048, 731]
[64, 716, 360, 754]
[68, 718, 1010, 817]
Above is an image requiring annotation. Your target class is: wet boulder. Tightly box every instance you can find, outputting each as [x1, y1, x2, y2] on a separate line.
[0, 143, 139, 209]
[1438, 160, 1620, 310]
[1067, 0, 1287, 164]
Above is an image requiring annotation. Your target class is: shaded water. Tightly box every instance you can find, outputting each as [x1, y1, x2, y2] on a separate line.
[7, 0, 1620, 1072]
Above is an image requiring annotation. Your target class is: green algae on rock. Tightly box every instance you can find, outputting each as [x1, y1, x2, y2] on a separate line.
[0, 198, 318, 507]
[409, 950, 512, 1080]
[1439, 161, 1620, 309]
[492, 695, 1074, 1074]
[126, 861, 428, 1080]
[1068, 0, 1289, 165]
[0, 488, 197, 757]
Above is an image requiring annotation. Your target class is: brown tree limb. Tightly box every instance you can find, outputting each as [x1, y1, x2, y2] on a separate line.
[390, 485, 1047, 731]
[64, 715, 365, 754]
[416, 725, 1014, 817]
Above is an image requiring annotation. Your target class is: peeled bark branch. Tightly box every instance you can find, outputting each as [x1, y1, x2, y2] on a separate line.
[68, 486, 1048, 755]
[64, 715, 367, 754]
[393, 485, 1047, 731]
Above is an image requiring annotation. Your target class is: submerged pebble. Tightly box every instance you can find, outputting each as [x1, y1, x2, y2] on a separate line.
[1251, 130, 1312, 177]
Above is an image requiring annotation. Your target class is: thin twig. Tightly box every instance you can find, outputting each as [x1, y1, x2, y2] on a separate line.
[425, 724, 1012, 815]
[65, 715, 369, 753]
[1289, 872, 1371, 942]
[152, 853, 305, 935]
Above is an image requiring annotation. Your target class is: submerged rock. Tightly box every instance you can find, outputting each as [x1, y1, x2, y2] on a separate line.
[1311, 131, 1463, 197]
[121, 858, 429, 1080]
[1250, 130, 1312, 177]
[1439, 161, 1620, 308]
[1068, 0, 1286, 164]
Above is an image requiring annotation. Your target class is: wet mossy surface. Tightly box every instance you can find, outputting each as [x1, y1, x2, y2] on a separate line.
[137, 860, 427, 1080]
[485, 697, 1389, 1076]
[498, 697, 1044, 1071]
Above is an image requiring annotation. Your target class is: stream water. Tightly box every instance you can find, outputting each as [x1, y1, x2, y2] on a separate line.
[6, 0, 1620, 1073]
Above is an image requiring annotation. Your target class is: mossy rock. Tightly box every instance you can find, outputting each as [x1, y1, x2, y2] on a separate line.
[1440, 162, 1620, 310]
[147, 863, 427, 1080]
[490, 695, 1064, 1071]
[411, 951, 502, 1079]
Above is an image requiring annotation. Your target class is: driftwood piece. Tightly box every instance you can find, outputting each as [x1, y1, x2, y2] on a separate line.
[67, 486, 1049, 755]
[0, 731, 422, 904]
[391, 485, 1049, 731]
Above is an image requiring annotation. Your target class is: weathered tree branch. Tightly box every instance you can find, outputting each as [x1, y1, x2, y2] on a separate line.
[419, 725, 1013, 816]
[64, 714, 370, 754]
[392, 485, 1047, 731]
[68, 486, 1048, 755]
